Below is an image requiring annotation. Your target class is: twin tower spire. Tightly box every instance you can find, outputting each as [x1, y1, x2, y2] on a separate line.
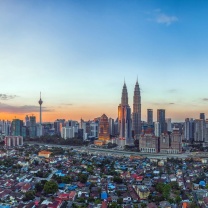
[118, 79, 141, 144]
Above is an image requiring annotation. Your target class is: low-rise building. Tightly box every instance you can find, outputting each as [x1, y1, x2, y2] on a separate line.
[38, 150, 52, 158]
[133, 185, 150, 200]
[139, 133, 159, 153]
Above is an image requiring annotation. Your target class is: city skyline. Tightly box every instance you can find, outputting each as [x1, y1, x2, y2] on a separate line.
[1, 0, 208, 122]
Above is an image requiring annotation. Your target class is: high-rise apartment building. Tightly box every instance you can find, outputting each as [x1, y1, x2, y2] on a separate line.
[90, 121, 99, 138]
[0, 120, 10, 136]
[132, 79, 141, 137]
[11, 119, 23, 136]
[4, 136, 23, 147]
[118, 82, 132, 145]
[54, 120, 64, 136]
[200, 113, 205, 120]
[29, 116, 36, 138]
[61, 126, 78, 139]
[205, 119, 208, 143]
[147, 109, 153, 125]
[154, 122, 160, 137]
[79, 118, 87, 140]
[157, 109, 166, 134]
[166, 118, 172, 132]
[25, 115, 30, 127]
[194, 119, 204, 142]
[184, 118, 194, 141]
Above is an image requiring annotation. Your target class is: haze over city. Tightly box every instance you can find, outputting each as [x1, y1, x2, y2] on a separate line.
[1, 0, 208, 122]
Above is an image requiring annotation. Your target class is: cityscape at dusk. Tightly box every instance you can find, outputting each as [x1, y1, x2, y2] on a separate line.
[2, 1, 208, 207]
[1, 0, 208, 122]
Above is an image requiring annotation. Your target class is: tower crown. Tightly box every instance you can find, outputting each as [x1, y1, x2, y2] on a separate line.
[121, 81, 128, 105]
[38, 92, 43, 105]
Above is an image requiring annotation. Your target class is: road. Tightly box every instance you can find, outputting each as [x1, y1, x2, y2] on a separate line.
[25, 142, 194, 159]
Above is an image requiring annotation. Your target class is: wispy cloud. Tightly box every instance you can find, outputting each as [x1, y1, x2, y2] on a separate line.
[167, 89, 177, 93]
[0, 94, 17, 100]
[152, 102, 175, 106]
[156, 13, 178, 26]
[0, 103, 53, 113]
[147, 9, 178, 26]
[61, 103, 73, 106]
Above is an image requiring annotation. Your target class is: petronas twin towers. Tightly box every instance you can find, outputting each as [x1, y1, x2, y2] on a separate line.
[118, 79, 141, 145]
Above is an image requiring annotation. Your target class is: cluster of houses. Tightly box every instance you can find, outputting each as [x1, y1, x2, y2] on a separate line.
[0, 144, 208, 208]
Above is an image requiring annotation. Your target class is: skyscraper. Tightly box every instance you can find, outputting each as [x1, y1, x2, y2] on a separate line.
[109, 117, 115, 136]
[11, 119, 23, 136]
[157, 109, 166, 135]
[25, 115, 30, 127]
[38, 92, 43, 124]
[29, 116, 36, 138]
[154, 122, 160, 137]
[147, 109, 153, 125]
[184, 118, 194, 141]
[118, 81, 132, 145]
[194, 119, 204, 142]
[200, 113, 205, 120]
[98, 114, 110, 143]
[132, 79, 141, 137]
[166, 118, 172, 132]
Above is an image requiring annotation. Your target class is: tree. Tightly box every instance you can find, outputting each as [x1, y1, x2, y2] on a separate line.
[62, 175, 71, 184]
[170, 181, 179, 190]
[95, 199, 101, 204]
[117, 198, 123, 204]
[113, 176, 123, 184]
[87, 166, 94, 174]
[189, 202, 199, 208]
[43, 180, 58, 194]
[78, 173, 88, 183]
[155, 182, 171, 200]
[175, 195, 182, 204]
[23, 191, 35, 201]
[108, 202, 122, 208]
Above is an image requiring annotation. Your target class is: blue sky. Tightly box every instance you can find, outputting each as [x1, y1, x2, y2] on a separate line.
[0, 0, 208, 121]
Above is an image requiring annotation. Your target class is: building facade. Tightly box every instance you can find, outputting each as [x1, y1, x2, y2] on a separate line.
[154, 122, 160, 137]
[95, 114, 110, 145]
[147, 109, 153, 125]
[118, 82, 132, 145]
[139, 133, 159, 153]
[159, 130, 182, 154]
[166, 118, 172, 132]
[98, 114, 110, 143]
[4, 136, 23, 147]
[29, 116, 36, 138]
[109, 118, 115, 136]
[205, 120, 208, 143]
[184, 118, 194, 141]
[171, 129, 182, 153]
[132, 79, 141, 137]
[157, 109, 166, 135]
[194, 119, 204, 142]
[11, 119, 23, 136]
[61, 126, 78, 139]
